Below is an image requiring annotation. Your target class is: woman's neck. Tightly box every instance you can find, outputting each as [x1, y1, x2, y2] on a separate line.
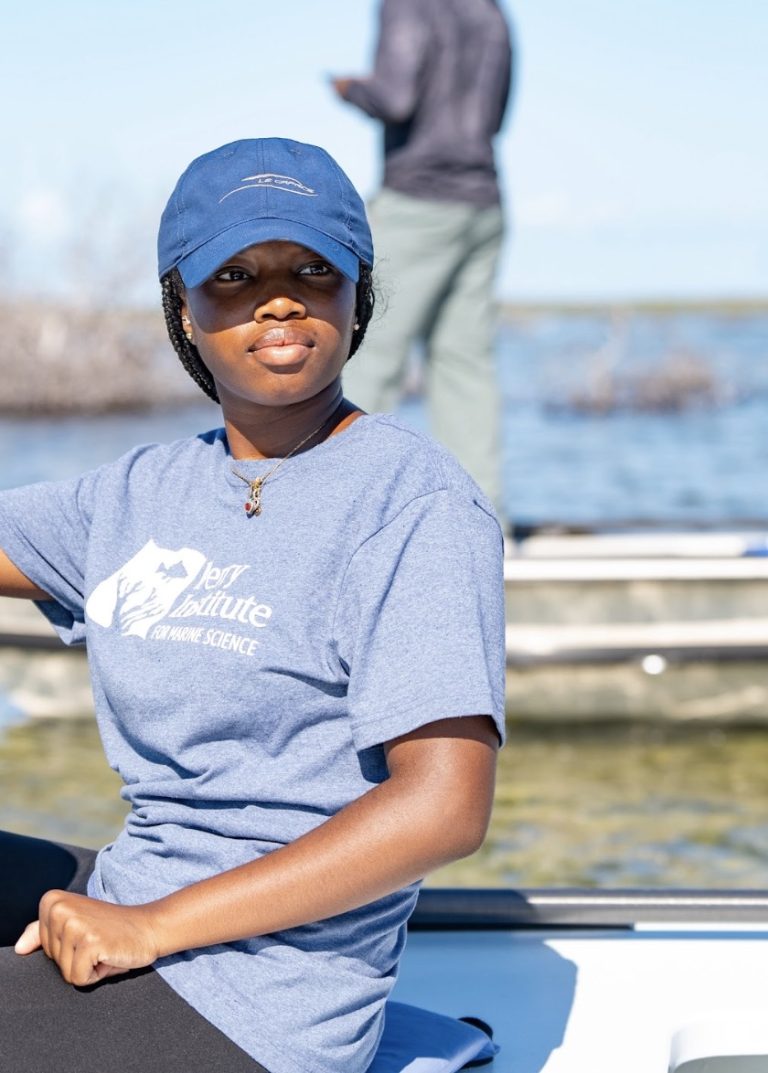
[222, 385, 359, 460]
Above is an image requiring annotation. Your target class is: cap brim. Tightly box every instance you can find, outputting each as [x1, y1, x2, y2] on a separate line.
[176, 219, 361, 288]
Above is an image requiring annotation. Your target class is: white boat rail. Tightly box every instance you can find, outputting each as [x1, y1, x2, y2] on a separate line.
[505, 619, 768, 665]
[504, 556, 768, 582]
[411, 887, 768, 928]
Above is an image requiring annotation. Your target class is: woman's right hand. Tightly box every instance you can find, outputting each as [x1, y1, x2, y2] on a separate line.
[15, 889, 162, 987]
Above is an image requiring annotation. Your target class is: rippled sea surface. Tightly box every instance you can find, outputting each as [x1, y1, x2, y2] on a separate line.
[493, 310, 768, 526]
[2, 309, 767, 526]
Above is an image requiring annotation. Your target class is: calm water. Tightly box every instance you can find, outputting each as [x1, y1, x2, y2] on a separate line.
[4, 716, 768, 889]
[494, 311, 768, 527]
[1, 310, 767, 526]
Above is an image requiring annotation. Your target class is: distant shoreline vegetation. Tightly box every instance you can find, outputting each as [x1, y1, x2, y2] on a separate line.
[0, 303, 201, 416]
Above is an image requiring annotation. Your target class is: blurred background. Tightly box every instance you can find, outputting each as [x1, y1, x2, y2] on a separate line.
[1, 0, 767, 888]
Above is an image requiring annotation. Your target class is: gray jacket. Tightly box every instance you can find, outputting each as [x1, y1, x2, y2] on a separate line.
[345, 0, 513, 207]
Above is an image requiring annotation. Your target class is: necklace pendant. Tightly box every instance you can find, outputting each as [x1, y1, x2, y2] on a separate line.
[245, 478, 263, 517]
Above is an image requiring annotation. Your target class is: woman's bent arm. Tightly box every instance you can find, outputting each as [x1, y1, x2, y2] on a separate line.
[17, 715, 498, 985]
[0, 548, 51, 600]
[152, 714, 498, 946]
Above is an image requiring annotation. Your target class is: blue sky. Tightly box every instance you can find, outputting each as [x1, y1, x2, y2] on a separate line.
[2, 0, 766, 302]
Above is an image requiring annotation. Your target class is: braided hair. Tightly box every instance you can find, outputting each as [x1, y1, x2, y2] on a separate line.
[161, 264, 376, 404]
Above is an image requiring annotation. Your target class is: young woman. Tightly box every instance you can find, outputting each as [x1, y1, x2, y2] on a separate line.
[0, 138, 505, 1073]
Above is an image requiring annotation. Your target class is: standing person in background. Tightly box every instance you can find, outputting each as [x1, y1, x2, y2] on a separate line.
[332, 0, 514, 529]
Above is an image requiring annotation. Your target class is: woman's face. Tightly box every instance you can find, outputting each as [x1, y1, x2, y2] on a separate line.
[180, 241, 357, 412]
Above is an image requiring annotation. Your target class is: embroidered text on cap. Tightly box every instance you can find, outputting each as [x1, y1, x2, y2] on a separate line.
[220, 174, 318, 202]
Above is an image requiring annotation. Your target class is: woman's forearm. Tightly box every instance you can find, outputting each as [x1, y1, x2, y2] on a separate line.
[148, 723, 496, 957]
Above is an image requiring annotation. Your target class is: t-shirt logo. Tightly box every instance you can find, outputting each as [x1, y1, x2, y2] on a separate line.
[86, 539, 206, 639]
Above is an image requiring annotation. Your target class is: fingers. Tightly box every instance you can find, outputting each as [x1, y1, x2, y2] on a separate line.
[14, 908, 131, 986]
[38, 889, 60, 963]
[30, 889, 154, 986]
[69, 937, 102, 988]
[38, 890, 93, 985]
[37, 889, 82, 981]
[12, 898, 97, 987]
[93, 961, 127, 983]
[14, 919, 41, 955]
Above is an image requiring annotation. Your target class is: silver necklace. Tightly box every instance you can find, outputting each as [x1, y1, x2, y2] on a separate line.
[231, 408, 341, 517]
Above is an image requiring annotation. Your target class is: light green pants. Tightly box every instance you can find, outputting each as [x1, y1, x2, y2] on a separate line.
[343, 187, 505, 519]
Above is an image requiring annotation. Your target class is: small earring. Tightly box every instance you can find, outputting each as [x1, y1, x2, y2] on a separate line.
[353, 322, 360, 331]
[185, 333, 194, 342]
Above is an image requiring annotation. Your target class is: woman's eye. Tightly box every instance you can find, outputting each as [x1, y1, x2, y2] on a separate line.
[213, 268, 250, 282]
[299, 261, 333, 277]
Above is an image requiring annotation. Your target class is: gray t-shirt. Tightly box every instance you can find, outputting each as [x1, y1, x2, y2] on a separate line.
[0, 414, 505, 1073]
[344, 0, 513, 207]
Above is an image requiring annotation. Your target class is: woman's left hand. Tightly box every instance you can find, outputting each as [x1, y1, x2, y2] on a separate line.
[14, 889, 161, 987]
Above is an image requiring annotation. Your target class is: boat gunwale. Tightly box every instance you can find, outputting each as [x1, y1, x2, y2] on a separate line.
[411, 887, 768, 929]
[504, 558, 768, 582]
[506, 644, 768, 666]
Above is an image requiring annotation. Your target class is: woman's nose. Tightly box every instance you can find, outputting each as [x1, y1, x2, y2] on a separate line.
[253, 293, 305, 321]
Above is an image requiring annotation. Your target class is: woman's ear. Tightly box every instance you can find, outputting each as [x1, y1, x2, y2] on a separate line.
[179, 295, 194, 343]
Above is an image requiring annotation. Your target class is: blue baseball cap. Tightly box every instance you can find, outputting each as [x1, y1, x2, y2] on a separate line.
[157, 138, 373, 287]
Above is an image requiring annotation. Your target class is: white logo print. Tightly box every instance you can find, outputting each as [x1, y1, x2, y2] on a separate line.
[219, 173, 317, 202]
[87, 540, 273, 658]
[86, 539, 206, 639]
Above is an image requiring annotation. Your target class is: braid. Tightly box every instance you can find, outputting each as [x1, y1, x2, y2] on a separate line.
[348, 263, 375, 360]
[160, 260, 376, 395]
[161, 270, 219, 402]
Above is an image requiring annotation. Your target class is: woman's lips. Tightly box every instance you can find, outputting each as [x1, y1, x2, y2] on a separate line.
[248, 327, 314, 366]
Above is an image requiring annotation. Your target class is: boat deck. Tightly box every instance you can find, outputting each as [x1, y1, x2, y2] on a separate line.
[399, 925, 768, 1071]
[400, 891, 768, 1072]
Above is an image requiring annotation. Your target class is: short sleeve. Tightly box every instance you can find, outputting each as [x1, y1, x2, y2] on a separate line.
[333, 489, 506, 751]
[0, 469, 100, 645]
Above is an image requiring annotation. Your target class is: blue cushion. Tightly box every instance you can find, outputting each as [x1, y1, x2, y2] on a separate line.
[370, 1001, 499, 1072]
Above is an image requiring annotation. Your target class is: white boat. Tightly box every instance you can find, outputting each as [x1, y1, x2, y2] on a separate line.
[503, 530, 768, 721]
[400, 887, 768, 1071]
